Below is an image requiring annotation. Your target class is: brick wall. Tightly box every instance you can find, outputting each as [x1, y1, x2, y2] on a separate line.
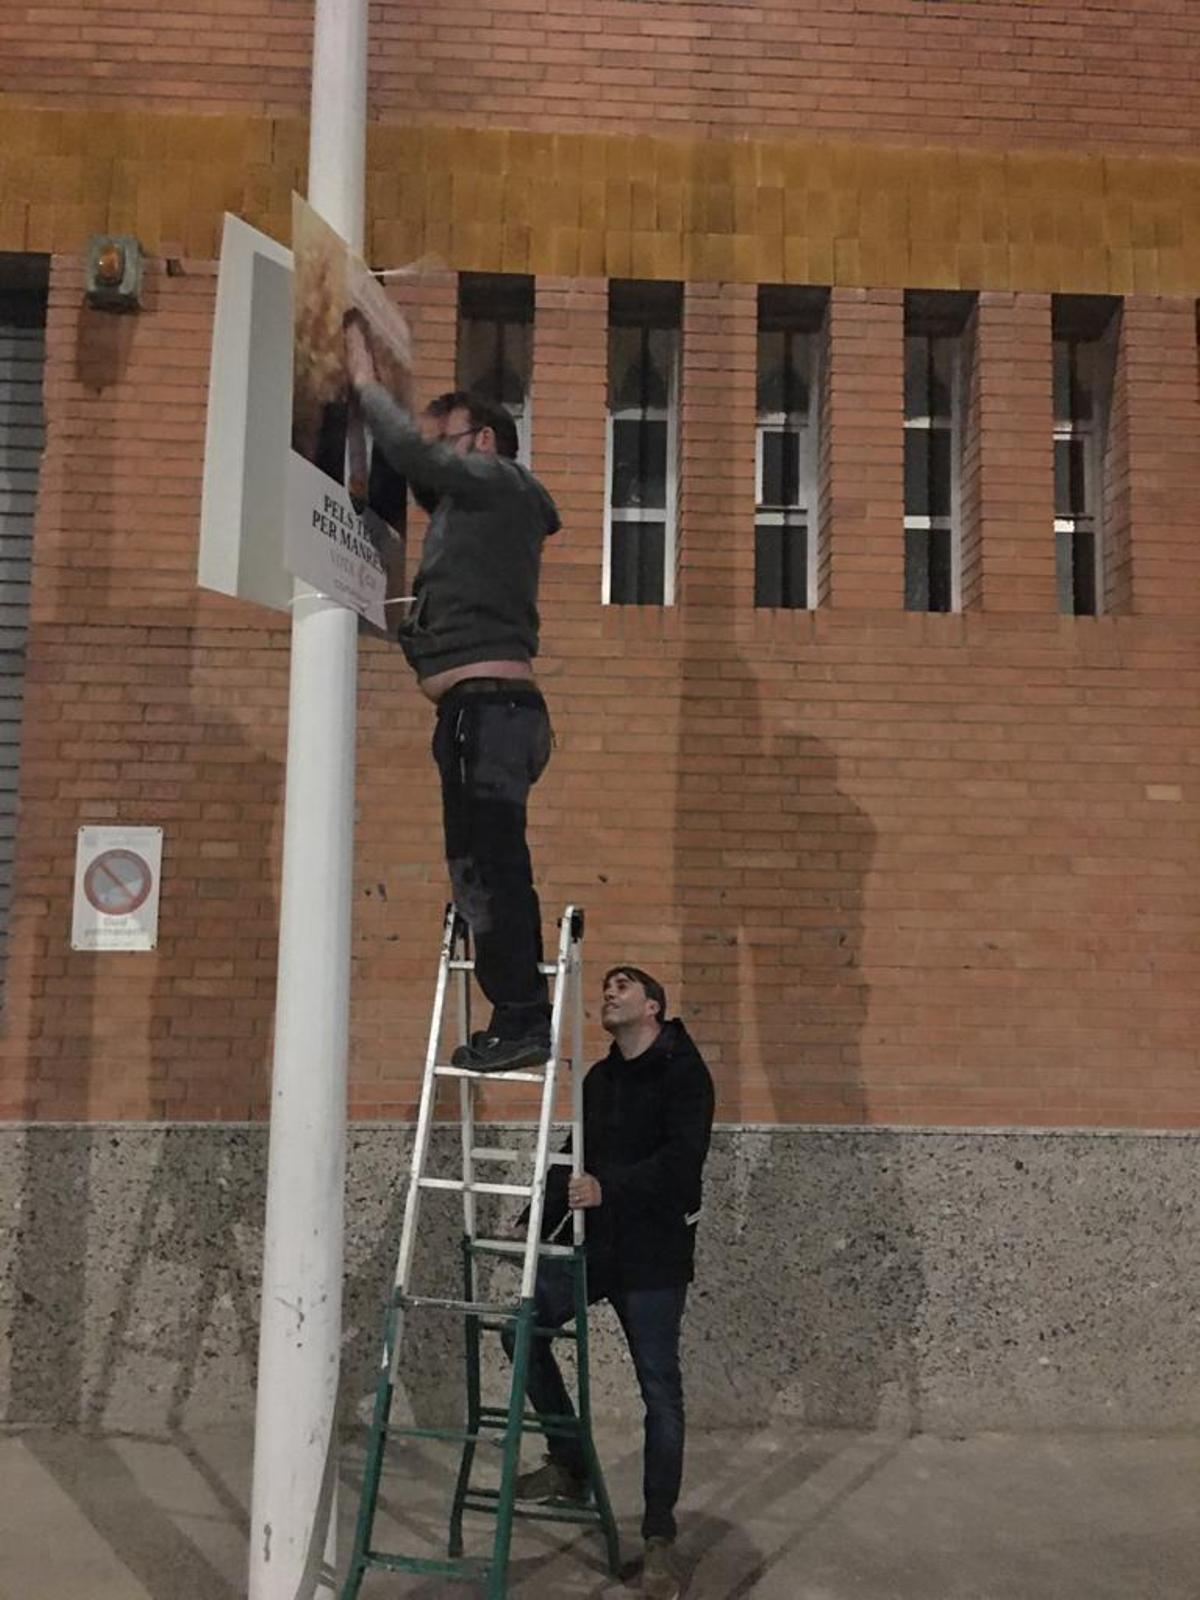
[3, 107, 1197, 301]
[1117, 298, 1200, 617]
[2, 2, 1199, 1131]
[959, 301, 983, 612]
[0, 258, 288, 1120]
[1103, 310, 1133, 616]
[974, 293, 1057, 614]
[4, 1, 1200, 157]
[3, 256, 1198, 1129]
[825, 289, 904, 611]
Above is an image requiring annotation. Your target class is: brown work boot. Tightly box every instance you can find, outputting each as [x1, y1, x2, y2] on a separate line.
[513, 1455, 589, 1505]
[641, 1536, 682, 1600]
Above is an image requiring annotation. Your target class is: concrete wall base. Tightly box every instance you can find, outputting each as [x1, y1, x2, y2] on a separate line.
[1, 1125, 1196, 1433]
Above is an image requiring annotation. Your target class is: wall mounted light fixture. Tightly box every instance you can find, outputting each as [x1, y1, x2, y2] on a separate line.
[84, 235, 144, 310]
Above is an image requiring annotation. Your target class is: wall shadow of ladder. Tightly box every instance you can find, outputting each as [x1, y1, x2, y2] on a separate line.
[341, 903, 620, 1599]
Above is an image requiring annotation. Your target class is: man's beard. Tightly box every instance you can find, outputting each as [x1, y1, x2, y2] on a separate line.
[410, 482, 441, 515]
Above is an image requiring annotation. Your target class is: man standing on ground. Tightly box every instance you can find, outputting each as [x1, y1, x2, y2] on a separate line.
[346, 321, 559, 1073]
[506, 966, 716, 1600]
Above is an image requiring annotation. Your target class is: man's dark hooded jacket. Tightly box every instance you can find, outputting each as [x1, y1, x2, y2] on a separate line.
[541, 1019, 716, 1291]
[358, 382, 560, 678]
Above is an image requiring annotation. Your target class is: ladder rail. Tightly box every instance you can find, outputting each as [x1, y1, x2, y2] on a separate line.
[517, 906, 578, 1302]
[571, 941, 585, 1249]
[457, 918, 478, 1277]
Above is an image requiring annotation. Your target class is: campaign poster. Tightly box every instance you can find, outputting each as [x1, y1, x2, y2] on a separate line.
[288, 194, 411, 636]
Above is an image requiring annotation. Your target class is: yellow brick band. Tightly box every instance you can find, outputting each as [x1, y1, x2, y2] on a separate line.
[1, 99, 1197, 294]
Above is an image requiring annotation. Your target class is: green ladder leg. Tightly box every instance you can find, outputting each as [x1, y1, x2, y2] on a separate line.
[572, 1253, 621, 1578]
[449, 1238, 485, 1560]
[340, 1298, 401, 1600]
[486, 1300, 535, 1600]
[448, 1246, 622, 1585]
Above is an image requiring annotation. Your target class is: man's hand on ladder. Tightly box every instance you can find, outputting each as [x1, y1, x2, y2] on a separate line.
[568, 1173, 603, 1209]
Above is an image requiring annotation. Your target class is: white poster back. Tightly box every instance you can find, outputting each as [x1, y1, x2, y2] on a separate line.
[198, 214, 294, 615]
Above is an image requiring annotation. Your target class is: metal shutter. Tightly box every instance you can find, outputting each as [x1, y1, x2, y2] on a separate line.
[0, 275, 47, 981]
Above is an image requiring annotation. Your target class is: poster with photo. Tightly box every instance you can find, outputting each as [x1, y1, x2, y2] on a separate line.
[287, 194, 411, 636]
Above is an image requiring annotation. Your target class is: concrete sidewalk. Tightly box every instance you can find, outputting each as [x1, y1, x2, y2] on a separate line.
[0, 1424, 1196, 1599]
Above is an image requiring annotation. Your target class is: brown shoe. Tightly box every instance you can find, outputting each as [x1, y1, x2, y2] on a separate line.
[513, 1456, 589, 1506]
[641, 1536, 682, 1600]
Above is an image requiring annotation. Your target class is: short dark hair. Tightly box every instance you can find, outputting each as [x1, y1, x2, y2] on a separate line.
[426, 389, 520, 460]
[603, 965, 668, 1026]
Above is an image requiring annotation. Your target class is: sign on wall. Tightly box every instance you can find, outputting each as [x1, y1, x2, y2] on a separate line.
[71, 826, 163, 952]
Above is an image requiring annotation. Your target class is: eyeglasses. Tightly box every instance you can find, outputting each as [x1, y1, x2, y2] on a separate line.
[442, 426, 481, 444]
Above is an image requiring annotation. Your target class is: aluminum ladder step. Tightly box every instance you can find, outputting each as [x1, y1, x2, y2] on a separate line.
[434, 1063, 549, 1083]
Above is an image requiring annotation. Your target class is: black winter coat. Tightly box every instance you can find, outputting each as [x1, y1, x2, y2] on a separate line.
[541, 1020, 716, 1290]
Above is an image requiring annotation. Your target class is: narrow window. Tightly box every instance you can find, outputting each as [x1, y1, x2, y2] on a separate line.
[605, 281, 681, 606]
[904, 291, 974, 613]
[755, 287, 825, 608]
[0, 254, 48, 984]
[456, 273, 533, 464]
[1052, 295, 1119, 616]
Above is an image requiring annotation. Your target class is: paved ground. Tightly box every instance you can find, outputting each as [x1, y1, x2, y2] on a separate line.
[1, 1423, 1197, 1599]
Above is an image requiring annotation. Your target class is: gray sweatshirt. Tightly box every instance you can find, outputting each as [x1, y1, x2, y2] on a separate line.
[359, 383, 561, 679]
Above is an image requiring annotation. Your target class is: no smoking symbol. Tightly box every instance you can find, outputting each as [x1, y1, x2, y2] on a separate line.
[83, 848, 153, 917]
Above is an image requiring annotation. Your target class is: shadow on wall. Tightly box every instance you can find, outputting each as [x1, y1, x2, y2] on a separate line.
[7, 272, 495, 1453]
[673, 601, 927, 1429]
[690, 1127, 926, 1431]
[340, 1126, 469, 1432]
[7, 276, 283, 1433]
[8, 688, 282, 1431]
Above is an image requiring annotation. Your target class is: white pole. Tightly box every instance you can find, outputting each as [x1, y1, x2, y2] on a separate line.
[248, 2, 368, 1596]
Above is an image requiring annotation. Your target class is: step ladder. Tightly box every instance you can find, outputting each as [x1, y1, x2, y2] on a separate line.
[341, 903, 620, 1599]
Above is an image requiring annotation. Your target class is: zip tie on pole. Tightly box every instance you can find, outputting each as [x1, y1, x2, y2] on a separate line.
[370, 252, 448, 282]
[288, 592, 415, 609]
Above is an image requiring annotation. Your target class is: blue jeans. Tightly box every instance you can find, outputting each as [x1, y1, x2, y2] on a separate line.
[502, 1259, 689, 1542]
[431, 682, 553, 1039]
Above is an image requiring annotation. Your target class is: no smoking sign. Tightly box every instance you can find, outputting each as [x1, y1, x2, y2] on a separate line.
[72, 826, 163, 951]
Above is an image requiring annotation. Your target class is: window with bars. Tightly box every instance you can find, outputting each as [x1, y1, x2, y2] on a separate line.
[605, 280, 681, 606]
[1052, 296, 1118, 616]
[455, 273, 533, 464]
[903, 292, 973, 614]
[755, 287, 825, 609]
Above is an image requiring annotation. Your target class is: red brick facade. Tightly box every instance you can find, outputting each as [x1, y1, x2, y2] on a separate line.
[5, 2, 1200, 156]
[0, 3, 1198, 1128]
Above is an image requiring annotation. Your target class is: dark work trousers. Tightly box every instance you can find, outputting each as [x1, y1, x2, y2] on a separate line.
[502, 1257, 689, 1542]
[431, 680, 553, 1041]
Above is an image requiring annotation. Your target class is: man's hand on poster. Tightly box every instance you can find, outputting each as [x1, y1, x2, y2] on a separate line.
[343, 311, 378, 395]
[568, 1173, 603, 1210]
[345, 308, 415, 413]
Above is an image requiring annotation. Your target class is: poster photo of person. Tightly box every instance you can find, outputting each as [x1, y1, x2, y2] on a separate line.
[288, 194, 411, 637]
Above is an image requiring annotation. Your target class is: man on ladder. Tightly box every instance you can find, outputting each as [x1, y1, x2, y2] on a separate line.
[507, 965, 716, 1600]
[346, 322, 560, 1074]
